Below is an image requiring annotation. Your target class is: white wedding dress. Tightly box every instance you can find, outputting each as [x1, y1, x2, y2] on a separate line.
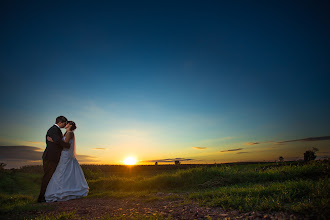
[45, 133, 89, 202]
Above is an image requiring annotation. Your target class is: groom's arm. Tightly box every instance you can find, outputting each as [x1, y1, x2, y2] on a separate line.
[47, 127, 70, 149]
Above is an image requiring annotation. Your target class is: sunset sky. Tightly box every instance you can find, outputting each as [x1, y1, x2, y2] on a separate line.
[1, 0, 329, 168]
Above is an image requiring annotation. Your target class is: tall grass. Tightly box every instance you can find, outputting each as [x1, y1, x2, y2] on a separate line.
[189, 178, 329, 216]
[0, 160, 328, 218]
[88, 160, 329, 192]
[85, 160, 329, 217]
[0, 171, 46, 218]
[0, 171, 41, 195]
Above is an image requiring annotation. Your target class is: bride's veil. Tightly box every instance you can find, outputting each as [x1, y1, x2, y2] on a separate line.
[72, 133, 77, 158]
[68, 132, 76, 158]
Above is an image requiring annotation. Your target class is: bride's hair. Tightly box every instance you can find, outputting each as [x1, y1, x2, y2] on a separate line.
[67, 121, 77, 131]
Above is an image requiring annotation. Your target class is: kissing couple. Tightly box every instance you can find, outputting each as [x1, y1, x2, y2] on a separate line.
[38, 116, 89, 203]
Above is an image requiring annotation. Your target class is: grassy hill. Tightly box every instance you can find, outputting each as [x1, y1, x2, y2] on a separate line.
[0, 160, 329, 219]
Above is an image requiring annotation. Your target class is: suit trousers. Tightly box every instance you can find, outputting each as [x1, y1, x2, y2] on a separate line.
[38, 159, 58, 201]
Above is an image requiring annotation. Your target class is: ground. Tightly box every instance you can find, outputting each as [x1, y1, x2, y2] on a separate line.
[15, 193, 303, 220]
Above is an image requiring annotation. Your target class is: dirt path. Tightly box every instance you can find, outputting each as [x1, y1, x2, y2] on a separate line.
[48, 197, 226, 219]
[34, 195, 301, 220]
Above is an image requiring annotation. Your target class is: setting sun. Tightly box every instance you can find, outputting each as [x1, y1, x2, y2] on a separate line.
[123, 157, 137, 165]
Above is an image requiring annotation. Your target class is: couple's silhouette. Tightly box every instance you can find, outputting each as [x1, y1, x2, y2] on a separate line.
[38, 116, 89, 203]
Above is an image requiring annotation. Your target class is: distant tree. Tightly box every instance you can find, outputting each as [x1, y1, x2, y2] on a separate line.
[279, 156, 284, 162]
[155, 162, 158, 166]
[304, 147, 319, 162]
[0, 162, 6, 170]
[175, 161, 181, 165]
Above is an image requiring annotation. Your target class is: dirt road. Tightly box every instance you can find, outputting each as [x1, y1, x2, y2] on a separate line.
[36, 195, 301, 219]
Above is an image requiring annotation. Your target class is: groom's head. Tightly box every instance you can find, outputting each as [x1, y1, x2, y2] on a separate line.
[56, 116, 68, 128]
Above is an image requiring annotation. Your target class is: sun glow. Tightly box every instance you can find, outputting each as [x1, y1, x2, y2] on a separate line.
[123, 157, 137, 165]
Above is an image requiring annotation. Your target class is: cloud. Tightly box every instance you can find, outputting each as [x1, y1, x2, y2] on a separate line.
[0, 145, 99, 168]
[277, 136, 330, 144]
[236, 152, 249, 154]
[245, 141, 274, 146]
[244, 142, 260, 146]
[0, 145, 43, 161]
[143, 158, 194, 163]
[0, 145, 43, 168]
[220, 148, 244, 152]
[0, 138, 45, 147]
[245, 136, 330, 146]
[320, 151, 330, 154]
[27, 141, 45, 145]
[192, 147, 207, 150]
[76, 154, 99, 163]
[93, 148, 106, 150]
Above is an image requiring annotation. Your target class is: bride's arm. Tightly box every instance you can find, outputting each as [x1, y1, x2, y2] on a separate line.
[47, 135, 71, 149]
[64, 132, 73, 143]
[47, 127, 70, 149]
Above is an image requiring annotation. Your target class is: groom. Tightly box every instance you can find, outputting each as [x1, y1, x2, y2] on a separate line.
[37, 116, 71, 203]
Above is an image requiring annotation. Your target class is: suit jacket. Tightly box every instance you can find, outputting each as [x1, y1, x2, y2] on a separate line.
[42, 125, 70, 163]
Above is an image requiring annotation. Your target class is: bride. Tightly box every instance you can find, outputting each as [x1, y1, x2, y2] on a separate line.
[45, 121, 89, 202]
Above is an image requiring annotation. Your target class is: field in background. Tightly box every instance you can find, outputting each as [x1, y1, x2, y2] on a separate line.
[0, 160, 329, 219]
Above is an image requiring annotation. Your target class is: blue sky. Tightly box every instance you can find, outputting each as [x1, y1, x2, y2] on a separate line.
[0, 0, 329, 168]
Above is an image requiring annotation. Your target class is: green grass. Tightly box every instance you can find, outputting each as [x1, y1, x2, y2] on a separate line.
[0, 171, 42, 195]
[0, 171, 44, 217]
[0, 193, 53, 220]
[87, 160, 329, 217]
[0, 160, 329, 219]
[0, 193, 34, 212]
[189, 178, 329, 216]
[88, 160, 329, 192]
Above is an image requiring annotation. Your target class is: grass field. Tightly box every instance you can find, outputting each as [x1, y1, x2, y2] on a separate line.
[0, 160, 329, 219]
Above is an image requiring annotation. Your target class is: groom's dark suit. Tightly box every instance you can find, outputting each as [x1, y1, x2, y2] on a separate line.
[38, 125, 70, 202]
[42, 125, 70, 163]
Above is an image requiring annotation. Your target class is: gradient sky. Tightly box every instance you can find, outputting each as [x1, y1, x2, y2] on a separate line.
[1, 0, 329, 168]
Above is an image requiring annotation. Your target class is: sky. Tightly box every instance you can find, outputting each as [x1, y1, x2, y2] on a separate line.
[0, 0, 329, 168]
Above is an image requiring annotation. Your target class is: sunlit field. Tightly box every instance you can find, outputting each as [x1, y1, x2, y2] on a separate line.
[0, 160, 329, 219]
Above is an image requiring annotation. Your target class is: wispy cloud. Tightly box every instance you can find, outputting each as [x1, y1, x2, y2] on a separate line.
[236, 152, 249, 154]
[276, 136, 330, 144]
[220, 148, 244, 152]
[76, 155, 99, 163]
[245, 136, 330, 146]
[0, 138, 45, 147]
[143, 158, 194, 163]
[245, 141, 274, 145]
[93, 148, 106, 150]
[192, 147, 207, 150]
[27, 141, 45, 145]
[244, 142, 260, 146]
[319, 151, 330, 154]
